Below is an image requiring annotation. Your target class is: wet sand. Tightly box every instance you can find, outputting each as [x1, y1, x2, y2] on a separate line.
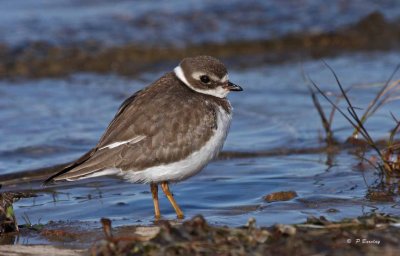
[0, 214, 399, 255]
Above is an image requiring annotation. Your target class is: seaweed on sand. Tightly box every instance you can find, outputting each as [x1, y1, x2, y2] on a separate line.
[90, 214, 400, 256]
[0, 191, 38, 235]
[0, 192, 18, 234]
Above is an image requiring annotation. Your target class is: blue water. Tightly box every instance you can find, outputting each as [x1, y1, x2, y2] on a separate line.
[1, 51, 400, 231]
[0, 0, 399, 46]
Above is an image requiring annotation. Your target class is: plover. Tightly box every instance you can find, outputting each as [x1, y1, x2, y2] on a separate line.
[45, 56, 243, 219]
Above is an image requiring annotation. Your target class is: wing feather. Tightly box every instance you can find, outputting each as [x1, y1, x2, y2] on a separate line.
[45, 73, 224, 183]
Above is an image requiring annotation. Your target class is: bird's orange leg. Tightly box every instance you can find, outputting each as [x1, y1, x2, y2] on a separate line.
[150, 183, 161, 219]
[161, 181, 184, 219]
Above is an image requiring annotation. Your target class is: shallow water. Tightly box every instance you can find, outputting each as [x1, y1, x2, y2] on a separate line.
[1, 51, 400, 238]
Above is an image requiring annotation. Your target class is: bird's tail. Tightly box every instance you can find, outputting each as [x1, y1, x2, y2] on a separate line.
[43, 148, 97, 185]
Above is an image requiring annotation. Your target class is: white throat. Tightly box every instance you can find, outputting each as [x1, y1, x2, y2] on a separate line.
[174, 65, 229, 98]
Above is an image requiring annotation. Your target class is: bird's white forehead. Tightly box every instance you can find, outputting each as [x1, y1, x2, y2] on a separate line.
[220, 74, 228, 83]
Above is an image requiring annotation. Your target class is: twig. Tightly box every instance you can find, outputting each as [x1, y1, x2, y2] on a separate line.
[310, 61, 393, 175]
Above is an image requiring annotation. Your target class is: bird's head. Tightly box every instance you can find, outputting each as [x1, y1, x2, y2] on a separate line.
[174, 56, 243, 98]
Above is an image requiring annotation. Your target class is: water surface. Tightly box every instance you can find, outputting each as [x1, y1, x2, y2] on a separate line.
[1, 51, 400, 236]
[1, 0, 400, 46]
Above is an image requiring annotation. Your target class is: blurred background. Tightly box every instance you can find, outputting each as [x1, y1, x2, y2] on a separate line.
[1, 0, 400, 245]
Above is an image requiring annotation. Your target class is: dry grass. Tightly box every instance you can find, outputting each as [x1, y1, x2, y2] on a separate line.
[307, 61, 400, 179]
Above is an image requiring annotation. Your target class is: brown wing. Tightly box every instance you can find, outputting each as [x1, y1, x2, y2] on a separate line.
[45, 73, 219, 182]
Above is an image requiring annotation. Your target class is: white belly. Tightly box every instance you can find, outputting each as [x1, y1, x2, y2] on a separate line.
[121, 106, 232, 183]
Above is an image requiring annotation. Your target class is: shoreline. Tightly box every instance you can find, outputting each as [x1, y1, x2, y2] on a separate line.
[0, 213, 399, 255]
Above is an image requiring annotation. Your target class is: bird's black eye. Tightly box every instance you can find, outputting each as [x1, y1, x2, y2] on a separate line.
[200, 75, 210, 84]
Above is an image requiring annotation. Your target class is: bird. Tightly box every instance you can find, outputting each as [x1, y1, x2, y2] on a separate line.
[44, 55, 243, 219]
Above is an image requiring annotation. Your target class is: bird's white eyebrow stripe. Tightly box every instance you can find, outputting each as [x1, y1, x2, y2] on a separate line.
[221, 74, 228, 83]
[99, 135, 146, 150]
[192, 71, 219, 82]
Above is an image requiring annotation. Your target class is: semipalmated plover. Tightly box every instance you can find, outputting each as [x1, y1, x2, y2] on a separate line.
[45, 56, 243, 219]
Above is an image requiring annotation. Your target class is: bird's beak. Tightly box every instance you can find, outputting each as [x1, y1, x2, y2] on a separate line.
[226, 81, 243, 91]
